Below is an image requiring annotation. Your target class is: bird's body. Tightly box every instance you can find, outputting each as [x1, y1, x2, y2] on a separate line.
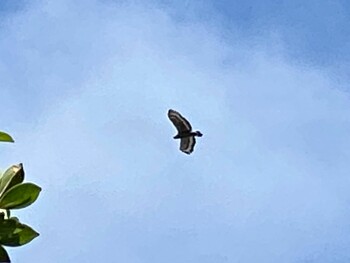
[167, 109, 203, 154]
[173, 131, 203, 139]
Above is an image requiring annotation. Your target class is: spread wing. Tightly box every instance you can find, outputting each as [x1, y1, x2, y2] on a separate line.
[168, 109, 192, 133]
[180, 136, 196, 154]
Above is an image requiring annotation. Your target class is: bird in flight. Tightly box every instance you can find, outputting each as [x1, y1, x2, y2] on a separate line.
[168, 109, 203, 154]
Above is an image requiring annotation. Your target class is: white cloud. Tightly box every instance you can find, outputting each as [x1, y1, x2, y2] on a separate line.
[1, 0, 350, 262]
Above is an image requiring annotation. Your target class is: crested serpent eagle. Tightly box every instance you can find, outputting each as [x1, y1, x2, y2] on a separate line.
[168, 109, 203, 154]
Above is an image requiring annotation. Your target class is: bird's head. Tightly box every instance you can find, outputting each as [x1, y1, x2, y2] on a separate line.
[195, 131, 203, 137]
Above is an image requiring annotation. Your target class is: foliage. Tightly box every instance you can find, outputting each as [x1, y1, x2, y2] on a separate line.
[0, 131, 41, 262]
[0, 132, 14, 143]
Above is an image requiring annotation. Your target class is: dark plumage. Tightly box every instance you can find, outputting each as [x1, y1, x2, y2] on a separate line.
[168, 109, 203, 154]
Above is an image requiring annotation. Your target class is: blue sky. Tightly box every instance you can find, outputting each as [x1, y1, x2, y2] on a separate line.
[1, 0, 350, 262]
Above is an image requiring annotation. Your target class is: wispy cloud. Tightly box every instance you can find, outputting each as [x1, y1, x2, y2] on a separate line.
[1, 0, 350, 262]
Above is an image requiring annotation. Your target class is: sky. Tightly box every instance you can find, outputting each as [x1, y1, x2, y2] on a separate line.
[1, 0, 350, 262]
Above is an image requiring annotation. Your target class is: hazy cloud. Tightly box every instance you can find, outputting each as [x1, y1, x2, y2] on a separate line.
[1, 0, 350, 262]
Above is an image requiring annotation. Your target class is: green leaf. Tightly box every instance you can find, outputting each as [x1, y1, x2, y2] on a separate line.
[0, 224, 39, 247]
[0, 245, 10, 262]
[0, 217, 17, 237]
[0, 217, 39, 247]
[0, 132, 14, 143]
[0, 183, 41, 210]
[0, 164, 25, 198]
